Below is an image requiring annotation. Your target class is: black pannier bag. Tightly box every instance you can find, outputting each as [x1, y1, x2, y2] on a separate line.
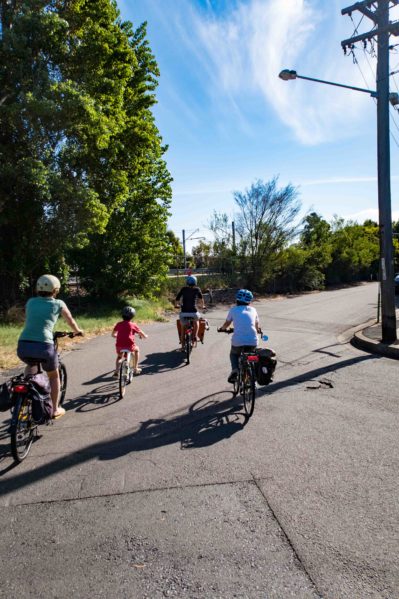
[0, 381, 12, 412]
[26, 373, 53, 424]
[255, 348, 277, 385]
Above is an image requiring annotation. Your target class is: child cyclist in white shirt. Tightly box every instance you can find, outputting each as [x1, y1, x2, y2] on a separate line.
[218, 289, 261, 383]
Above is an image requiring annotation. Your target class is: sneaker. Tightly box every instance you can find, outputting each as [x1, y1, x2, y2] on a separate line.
[112, 371, 119, 378]
[134, 368, 142, 375]
[227, 370, 238, 383]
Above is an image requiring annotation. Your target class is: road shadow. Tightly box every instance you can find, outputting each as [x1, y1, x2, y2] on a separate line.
[65, 376, 121, 413]
[81, 372, 117, 385]
[0, 421, 12, 462]
[140, 349, 188, 374]
[0, 391, 246, 493]
[256, 352, 375, 398]
[0, 352, 379, 495]
[0, 420, 43, 474]
[134, 392, 246, 451]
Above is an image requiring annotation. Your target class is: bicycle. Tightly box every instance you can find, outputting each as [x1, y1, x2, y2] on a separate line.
[118, 349, 133, 398]
[217, 329, 260, 419]
[183, 319, 195, 364]
[9, 331, 81, 462]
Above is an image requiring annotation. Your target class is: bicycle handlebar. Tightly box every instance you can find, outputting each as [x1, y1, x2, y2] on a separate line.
[217, 328, 263, 336]
[53, 331, 83, 339]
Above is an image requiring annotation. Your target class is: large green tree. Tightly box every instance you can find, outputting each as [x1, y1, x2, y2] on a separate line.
[297, 212, 333, 288]
[326, 218, 379, 284]
[0, 0, 171, 305]
[70, 20, 172, 297]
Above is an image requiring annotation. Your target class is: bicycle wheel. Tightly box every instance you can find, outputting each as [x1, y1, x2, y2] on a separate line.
[119, 359, 129, 398]
[10, 395, 35, 462]
[185, 332, 192, 364]
[242, 365, 256, 418]
[59, 362, 67, 406]
[232, 372, 240, 396]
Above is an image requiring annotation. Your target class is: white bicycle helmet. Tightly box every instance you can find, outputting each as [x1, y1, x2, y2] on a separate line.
[36, 274, 61, 293]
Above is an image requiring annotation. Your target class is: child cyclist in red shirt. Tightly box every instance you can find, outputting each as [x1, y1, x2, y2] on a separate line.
[112, 306, 148, 377]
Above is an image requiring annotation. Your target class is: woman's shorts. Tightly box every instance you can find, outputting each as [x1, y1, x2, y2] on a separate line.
[17, 340, 58, 372]
[179, 312, 200, 325]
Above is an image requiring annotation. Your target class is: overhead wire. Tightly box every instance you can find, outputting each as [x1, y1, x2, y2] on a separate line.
[358, 38, 399, 147]
[344, 9, 399, 148]
[350, 12, 365, 37]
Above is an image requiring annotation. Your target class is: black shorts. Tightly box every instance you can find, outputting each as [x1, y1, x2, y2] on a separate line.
[17, 340, 58, 372]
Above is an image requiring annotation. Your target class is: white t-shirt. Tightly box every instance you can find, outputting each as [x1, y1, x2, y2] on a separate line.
[226, 305, 259, 347]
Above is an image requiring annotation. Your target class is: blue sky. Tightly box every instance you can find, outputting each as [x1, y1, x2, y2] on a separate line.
[118, 0, 399, 249]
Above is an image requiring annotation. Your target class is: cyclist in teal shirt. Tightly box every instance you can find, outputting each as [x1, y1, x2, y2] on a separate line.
[17, 275, 83, 419]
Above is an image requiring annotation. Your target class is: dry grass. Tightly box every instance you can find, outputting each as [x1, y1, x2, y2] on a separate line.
[0, 296, 172, 373]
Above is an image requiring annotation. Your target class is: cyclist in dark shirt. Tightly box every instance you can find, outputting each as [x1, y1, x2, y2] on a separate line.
[175, 276, 205, 346]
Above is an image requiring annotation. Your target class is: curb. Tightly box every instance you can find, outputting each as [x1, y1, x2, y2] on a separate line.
[351, 326, 399, 360]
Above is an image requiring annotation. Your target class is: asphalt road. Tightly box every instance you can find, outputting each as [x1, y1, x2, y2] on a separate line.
[0, 282, 398, 599]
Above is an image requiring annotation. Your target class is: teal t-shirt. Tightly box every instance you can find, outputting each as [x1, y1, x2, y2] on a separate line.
[19, 297, 67, 344]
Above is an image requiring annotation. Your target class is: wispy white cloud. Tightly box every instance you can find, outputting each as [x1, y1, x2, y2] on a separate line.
[301, 176, 377, 186]
[346, 208, 399, 223]
[187, 0, 378, 144]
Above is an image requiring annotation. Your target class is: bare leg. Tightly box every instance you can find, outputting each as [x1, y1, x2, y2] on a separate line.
[193, 320, 199, 342]
[133, 348, 140, 372]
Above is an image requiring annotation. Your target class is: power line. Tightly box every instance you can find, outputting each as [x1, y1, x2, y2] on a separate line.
[350, 12, 365, 37]
[350, 46, 399, 147]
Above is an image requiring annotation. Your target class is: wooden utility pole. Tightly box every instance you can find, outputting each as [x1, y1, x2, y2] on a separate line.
[342, 0, 398, 343]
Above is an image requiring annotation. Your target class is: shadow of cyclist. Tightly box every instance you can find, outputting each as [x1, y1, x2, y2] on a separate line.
[65, 380, 121, 413]
[139, 350, 187, 375]
[97, 390, 246, 455]
[0, 390, 246, 491]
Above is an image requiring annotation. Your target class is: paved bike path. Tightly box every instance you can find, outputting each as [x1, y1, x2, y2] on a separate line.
[1, 286, 398, 599]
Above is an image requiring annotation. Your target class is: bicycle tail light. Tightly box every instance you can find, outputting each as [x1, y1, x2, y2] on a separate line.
[13, 384, 28, 393]
[247, 355, 259, 362]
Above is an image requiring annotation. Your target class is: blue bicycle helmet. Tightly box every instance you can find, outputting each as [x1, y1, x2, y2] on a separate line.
[236, 289, 253, 304]
[186, 275, 197, 286]
[122, 306, 136, 319]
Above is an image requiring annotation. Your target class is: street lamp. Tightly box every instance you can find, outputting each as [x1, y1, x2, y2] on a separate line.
[278, 69, 376, 96]
[279, 68, 397, 343]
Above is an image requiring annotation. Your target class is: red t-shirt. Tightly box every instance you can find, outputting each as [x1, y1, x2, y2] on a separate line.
[113, 321, 141, 351]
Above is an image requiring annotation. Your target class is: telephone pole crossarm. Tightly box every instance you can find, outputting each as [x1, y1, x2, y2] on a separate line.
[342, 0, 399, 16]
[342, 3, 377, 22]
[342, 22, 399, 49]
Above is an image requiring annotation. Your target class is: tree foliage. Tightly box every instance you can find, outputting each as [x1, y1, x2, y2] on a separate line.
[230, 177, 300, 286]
[0, 0, 171, 305]
[207, 195, 386, 292]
